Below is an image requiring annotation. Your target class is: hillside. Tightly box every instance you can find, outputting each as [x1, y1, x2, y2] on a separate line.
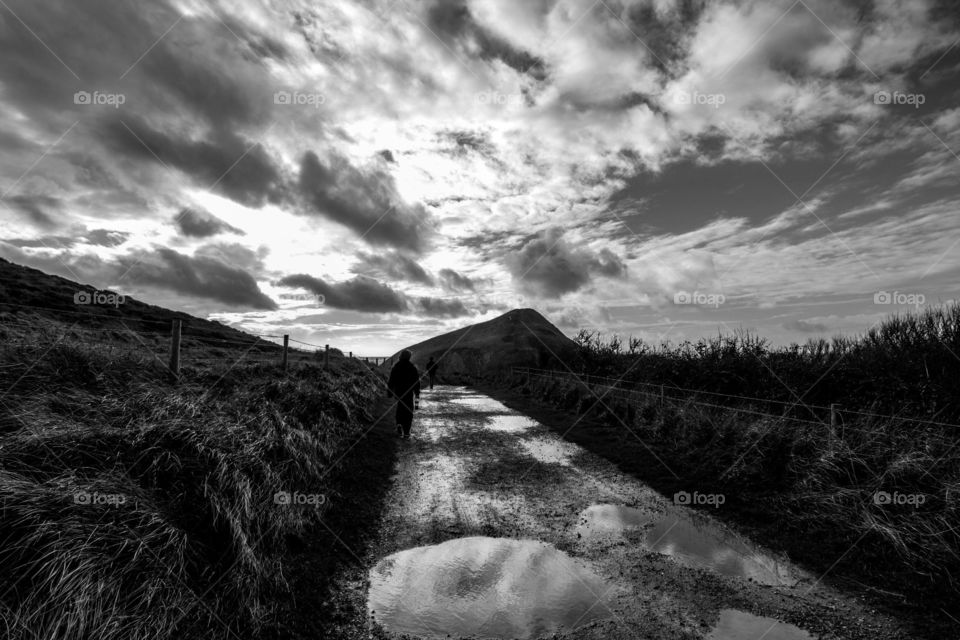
[385, 308, 578, 378]
[0, 259, 393, 640]
[0, 257, 273, 348]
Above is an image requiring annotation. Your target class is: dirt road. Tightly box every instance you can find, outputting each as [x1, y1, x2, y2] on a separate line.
[360, 386, 921, 639]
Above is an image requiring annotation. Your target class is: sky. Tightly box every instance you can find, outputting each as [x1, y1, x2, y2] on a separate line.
[1, 0, 958, 356]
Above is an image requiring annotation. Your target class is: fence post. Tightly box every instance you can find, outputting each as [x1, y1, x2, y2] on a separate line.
[168, 319, 181, 380]
[324, 344, 329, 368]
[282, 334, 289, 373]
[830, 403, 841, 443]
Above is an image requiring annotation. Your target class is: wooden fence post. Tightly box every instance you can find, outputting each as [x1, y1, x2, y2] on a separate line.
[168, 319, 181, 380]
[349, 351, 352, 359]
[282, 334, 289, 373]
[830, 403, 841, 443]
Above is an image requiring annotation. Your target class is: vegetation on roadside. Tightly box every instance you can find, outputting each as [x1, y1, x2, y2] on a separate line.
[504, 303, 960, 603]
[570, 303, 960, 424]
[0, 332, 385, 640]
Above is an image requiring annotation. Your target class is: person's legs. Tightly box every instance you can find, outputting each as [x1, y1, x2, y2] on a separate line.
[396, 398, 412, 437]
[397, 396, 414, 437]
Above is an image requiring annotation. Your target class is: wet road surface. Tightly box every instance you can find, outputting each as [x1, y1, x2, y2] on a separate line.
[365, 387, 917, 639]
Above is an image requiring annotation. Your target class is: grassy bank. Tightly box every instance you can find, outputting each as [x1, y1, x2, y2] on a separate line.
[0, 336, 390, 640]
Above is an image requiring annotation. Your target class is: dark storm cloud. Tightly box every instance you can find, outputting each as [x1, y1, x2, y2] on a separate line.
[6, 195, 61, 228]
[1, 229, 129, 249]
[438, 268, 477, 292]
[506, 228, 627, 298]
[622, 0, 708, 72]
[82, 229, 130, 247]
[297, 151, 432, 253]
[174, 207, 246, 238]
[0, 242, 274, 310]
[122, 248, 276, 310]
[353, 251, 434, 285]
[0, 0, 275, 129]
[102, 117, 284, 208]
[415, 297, 472, 318]
[425, 0, 546, 77]
[277, 274, 408, 313]
[783, 319, 829, 333]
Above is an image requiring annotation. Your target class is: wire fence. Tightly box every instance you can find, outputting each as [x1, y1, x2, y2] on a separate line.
[0, 302, 395, 376]
[511, 367, 960, 443]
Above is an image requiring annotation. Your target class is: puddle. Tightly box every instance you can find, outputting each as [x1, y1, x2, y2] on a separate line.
[707, 609, 813, 640]
[485, 414, 539, 432]
[577, 504, 651, 533]
[368, 537, 617, 639]
[519, 437, 576, 465]
[577, 505, 802, 586]
[447, 391, 511, 410]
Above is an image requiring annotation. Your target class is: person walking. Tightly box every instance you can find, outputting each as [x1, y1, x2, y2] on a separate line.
[426, 356, 439, 390]
[388, 350, 421, 439]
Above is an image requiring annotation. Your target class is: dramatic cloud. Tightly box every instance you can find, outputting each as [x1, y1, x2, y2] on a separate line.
[174, 207, 245, 238]
[438, 268, 477, 292]
[102, 118, 285, 208]
[122, 248, 277, 310]
[0, 0, 958, 354]
[277, 274, 408, 313]
[415, 296, 472, 318]
[353, 251, 434, 285]
[425, 0, 545, 77]
[297, 151, 433, 253]
[506, 228, 627, 298]
[6, 195, 61, 229]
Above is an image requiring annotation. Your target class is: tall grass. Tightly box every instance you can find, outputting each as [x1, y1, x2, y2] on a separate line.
[572, 303, 960, 424]
[0, 339, 384, 640]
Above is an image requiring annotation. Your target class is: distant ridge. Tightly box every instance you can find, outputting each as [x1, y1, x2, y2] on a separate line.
[386, 308, 577, 378]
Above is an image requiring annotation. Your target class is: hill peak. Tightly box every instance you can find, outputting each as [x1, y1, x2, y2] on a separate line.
[387, 307, 576, 377]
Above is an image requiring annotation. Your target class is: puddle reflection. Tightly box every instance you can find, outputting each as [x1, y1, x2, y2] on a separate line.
[577, 505, 803, 586]
[368, 537, 617, 639]
[707, 609, 813, 640]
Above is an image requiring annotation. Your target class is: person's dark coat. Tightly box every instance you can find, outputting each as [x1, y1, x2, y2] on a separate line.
[426, 358, 438, 378]
[388, 359, 421, 429]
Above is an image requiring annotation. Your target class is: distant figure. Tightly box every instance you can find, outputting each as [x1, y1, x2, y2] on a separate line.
[388, 350, 421, 439]
[426, 356, 439, 390]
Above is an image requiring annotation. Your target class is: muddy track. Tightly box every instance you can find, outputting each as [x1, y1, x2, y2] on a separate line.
[338, 386, 928, 640]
